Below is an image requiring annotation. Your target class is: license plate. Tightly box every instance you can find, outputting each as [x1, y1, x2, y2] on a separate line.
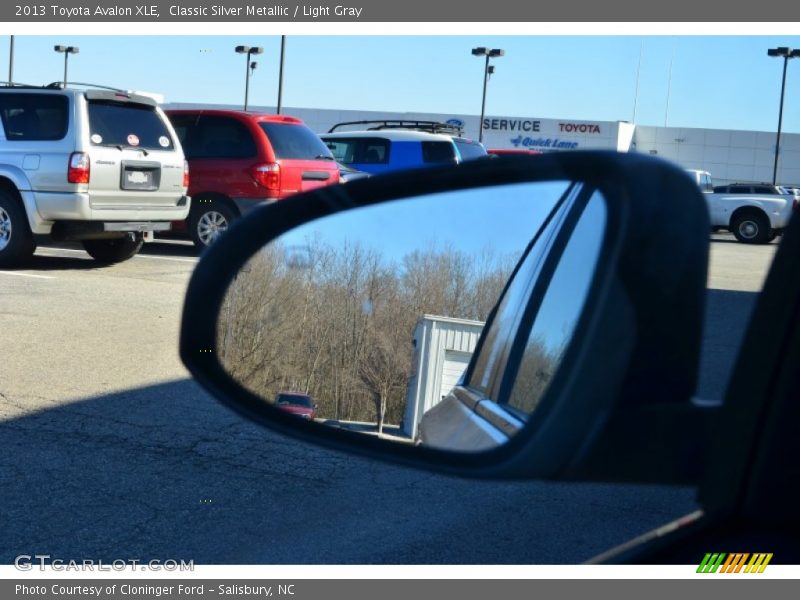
[127, 170, 151, 185]
[120, 161, 160, 191]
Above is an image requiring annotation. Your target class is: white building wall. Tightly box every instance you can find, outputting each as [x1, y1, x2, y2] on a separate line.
[402, 315, 484, 439]
[633, 125, 800, 186]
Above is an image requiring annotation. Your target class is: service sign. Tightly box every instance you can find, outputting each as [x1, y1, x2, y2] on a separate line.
[478, 116, 615, 152]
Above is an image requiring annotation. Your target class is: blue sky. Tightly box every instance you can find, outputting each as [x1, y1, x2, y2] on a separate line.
[6, 35, 800, 133]
[281, 181, 569, 261]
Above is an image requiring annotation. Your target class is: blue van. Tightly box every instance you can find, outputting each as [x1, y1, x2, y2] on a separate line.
[320, 120, 487, 175]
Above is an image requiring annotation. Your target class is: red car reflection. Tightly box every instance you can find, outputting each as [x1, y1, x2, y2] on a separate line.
[274, 392, 318, 420]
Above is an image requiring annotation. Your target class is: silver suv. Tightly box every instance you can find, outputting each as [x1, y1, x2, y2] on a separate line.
[0, 84, 190, 266]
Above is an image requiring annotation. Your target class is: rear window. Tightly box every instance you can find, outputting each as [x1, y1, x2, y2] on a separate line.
[422, 141, 457, 164]
[324, 137, 389, 164]
[0, 93, 68, 141]
[454, 139, 488, 161]
[88, 100, 173, 150]
[259, 122, 333, 160]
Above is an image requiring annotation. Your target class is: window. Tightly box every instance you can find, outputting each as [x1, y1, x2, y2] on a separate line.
[259, 122, 333, 160]
[88, 100, 173, 150]
[753, 185, 777, 194]
[176, 115, 256, 160]
[730, 186, 750, 193]
[275, 393, 314, 408]
[168, 114, 197, 151]
[454, 139, 487, 161]
[323, 137, 389, 164]
[422, 141, 457, 164]
[0, 93, 68, 141]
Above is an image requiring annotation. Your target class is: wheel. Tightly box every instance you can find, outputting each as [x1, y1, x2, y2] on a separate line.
[190, 200, 235, 249]
[82, 235, 144, 264]
[731, 211, 770, 244]
[0, 189, 36, 267]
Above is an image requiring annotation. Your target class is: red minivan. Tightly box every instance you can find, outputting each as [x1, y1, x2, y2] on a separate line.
[166, 110, 340, 249]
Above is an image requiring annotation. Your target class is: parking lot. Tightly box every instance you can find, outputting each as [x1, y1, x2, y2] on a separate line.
[0, 233, 777, 563]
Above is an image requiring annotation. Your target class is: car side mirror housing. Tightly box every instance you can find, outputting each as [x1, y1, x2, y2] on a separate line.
[180, 152, 713, 485]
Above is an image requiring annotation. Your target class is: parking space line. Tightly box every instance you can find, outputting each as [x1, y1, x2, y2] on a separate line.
[135, 254, 199, 264]
[0, 271, 55, 280]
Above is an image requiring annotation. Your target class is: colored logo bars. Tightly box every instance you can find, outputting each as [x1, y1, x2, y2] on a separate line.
[697, 553, 773, 573]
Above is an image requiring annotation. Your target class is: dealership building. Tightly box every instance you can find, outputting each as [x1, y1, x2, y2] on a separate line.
[166, 102, 800, 186]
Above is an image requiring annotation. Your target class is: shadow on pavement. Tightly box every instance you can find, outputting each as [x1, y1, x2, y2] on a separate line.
[19, 253, 105, 271]
[0, 379, 698, 565]
[140, 240, 199, 259]
[697, 288, 759, 401]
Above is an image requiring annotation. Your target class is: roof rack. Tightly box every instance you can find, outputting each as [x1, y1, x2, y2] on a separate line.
[46, 81, 127, 92]
[1, 81, 129, 93]
[328, 119, 464, 136]
[0, 81, 38, 88]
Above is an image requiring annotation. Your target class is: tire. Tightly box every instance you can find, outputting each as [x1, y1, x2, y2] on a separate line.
[731, 211, 770, 244]
[190, 200, 236, 250]
[0, 189, 36, 267]
[82, 235, 144, 264]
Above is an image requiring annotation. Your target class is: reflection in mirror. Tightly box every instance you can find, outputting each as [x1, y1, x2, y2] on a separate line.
[505, 190, 607, 414]
[216, 180, 602, 452]
[419, 187, 607, 451]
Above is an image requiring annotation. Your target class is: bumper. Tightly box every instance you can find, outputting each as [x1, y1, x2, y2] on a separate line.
[50, 221, 174, 241]
[30, 191, 191, 234]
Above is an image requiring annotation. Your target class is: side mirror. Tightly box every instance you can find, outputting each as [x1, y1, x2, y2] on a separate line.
[181, 152, 712, 484]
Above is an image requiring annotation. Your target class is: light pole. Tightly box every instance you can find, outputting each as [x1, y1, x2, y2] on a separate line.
[54, 45, 79, 88]
[471, 46, 504, 143]
[235, 45, 263, 111]
[767, 47, 800, 185]
[277, 35, 286, 114]
[8, 36, 14, 84]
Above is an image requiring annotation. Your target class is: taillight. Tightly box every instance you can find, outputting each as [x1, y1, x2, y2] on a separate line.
[794, 198, 798, 210]
[183, 160, 190, 189]
[68, 152, 90, 184]
[250, 163, 281, 194]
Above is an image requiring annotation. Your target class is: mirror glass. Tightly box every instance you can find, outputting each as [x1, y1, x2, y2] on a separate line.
[216, 180, 606, 452]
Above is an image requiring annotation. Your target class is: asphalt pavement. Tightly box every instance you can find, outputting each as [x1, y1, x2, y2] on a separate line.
[0, 233, 777, 563]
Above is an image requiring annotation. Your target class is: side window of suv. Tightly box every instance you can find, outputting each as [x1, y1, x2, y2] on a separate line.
[422, 141, 457, 164]
[730, 185, 750, 193]
[0, 94, 68, 141]
[355, 139, 389, 164]
[323, 138, 389, 164]
[169, 115, 195, 152]
[186, 116, 257, 160]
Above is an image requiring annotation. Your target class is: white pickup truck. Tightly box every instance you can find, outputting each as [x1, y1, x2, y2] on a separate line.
[686, 169, 797, 244]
